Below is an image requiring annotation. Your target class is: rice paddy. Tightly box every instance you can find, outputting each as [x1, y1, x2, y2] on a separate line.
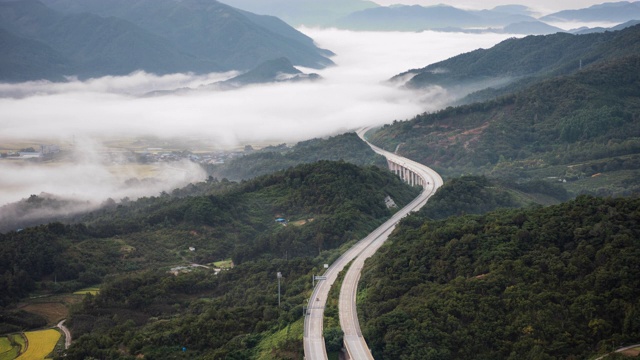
[73, 286, 100, 296]
[15, 329, 60, 360]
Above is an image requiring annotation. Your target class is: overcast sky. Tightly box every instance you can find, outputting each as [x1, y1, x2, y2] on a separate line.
[371, 0, 624, 14]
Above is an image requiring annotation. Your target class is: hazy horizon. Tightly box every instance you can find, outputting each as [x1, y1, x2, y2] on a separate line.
[370, 0, 636, 15]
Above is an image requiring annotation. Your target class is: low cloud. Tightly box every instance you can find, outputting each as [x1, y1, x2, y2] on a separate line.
[0, 29, 513, 210]
[0, 138, 206, 207]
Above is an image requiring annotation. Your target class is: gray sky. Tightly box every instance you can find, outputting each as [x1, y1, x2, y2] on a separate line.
[371, 0, 624, 15]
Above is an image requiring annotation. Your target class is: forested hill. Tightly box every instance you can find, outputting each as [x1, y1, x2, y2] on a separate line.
[393, 24, 640, 101]
[370, 55, 640, 197]
[0, 133, 385, 233]
[0, 161, 419, 358]
[206, 132, 387, 181]
[360, 195, 640, 359]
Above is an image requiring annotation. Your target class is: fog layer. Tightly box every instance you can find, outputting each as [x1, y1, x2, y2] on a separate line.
[0, 29, 513, 209]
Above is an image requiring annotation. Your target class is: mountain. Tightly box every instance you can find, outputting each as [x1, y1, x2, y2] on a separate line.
[0, 27, 73, 82]
[372, 54, 640, 197]
[216, 0, 379, 27]
[491, 4, 535, 16]
[394, 25, 640, 100]
[572, 19, 640, 34]
[213, 57, 320, 89]
[41, 0, 334, 70]
[360, 195, 640, 359]
[334, 4, 537, 32]
[541, 1, 640, 23]
[502, 20, 564, 35]
[0, 0, 216, 80]
[0, 0, 333, 81]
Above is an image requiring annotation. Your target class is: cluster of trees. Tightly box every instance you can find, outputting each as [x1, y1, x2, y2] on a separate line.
[371, 54, 640, 197]
[417, 176, 518, 220]
[64, 258, 313, 359]
[402, 24, 640, 101]
[0, 160, 419, 358]
[205, 133, 387, 181]
[1, 133, 384, 233]
[360, 195, 640, 359]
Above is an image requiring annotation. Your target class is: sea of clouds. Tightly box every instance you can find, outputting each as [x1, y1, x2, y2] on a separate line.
[0, 29, 514, 210]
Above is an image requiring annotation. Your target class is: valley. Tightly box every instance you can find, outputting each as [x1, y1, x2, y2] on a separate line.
[1, 1, 640, 359]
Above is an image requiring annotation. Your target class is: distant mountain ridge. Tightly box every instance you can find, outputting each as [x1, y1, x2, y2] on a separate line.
[335, 4, 537, 31]
[542, 1, 640, 23]
[0, 0, 334, 82]
[215, 0, 379, 27]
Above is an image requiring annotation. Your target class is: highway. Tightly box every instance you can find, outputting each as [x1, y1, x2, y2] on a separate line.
[303, 127, 443, 360]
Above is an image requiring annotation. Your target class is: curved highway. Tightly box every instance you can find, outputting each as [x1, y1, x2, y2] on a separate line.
[303, 127, 443, 360]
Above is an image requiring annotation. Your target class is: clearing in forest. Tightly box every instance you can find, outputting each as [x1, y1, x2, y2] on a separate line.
[73, 286, 100, 296]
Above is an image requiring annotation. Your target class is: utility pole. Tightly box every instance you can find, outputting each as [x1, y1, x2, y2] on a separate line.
[277, 272, 282, 307]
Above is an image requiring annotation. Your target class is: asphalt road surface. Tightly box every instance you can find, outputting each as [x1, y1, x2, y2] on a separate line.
[303, 128, 442, 360]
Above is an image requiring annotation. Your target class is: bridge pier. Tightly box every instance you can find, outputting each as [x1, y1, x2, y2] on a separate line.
[387, 159, 423, 188]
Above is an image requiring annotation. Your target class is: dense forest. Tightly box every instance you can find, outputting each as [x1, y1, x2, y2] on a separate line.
[0, 160, 419, 358]
[362, 32, 640, 355]
[205, 133, 386, 181]
[0, 133, 385, 233]
[360, 195, 640, 359]
[371, 54, 640, 197]
[396, 24, 640, 103]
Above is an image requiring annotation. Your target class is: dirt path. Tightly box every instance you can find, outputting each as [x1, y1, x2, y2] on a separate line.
[56, 320, 71, 349]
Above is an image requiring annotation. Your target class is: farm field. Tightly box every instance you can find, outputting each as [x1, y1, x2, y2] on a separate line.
[15, 329, 60, 360]
[18, 294, 82, 326]
[211, 259, 234, 269]
[0, 334, 25, 360]
[72, 286, 100, 296]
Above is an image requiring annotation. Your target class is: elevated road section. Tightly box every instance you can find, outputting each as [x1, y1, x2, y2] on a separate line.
[339, 128, 443, 359]
[303, 127, 442, 360]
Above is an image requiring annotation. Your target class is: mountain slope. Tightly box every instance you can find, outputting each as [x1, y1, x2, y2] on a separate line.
[360, 196, 640, 359]
[0, 0, 333, 81]
[0, 0, 220, 80]
[395, 25, 640, 100]
[215, 0, 379, 27]
[41, 0, 334, 70]
[0, 161, 420, 358]
[372, 55, 640, 196]
[206, 132, 387, 181]
[0, 27, 73, 82]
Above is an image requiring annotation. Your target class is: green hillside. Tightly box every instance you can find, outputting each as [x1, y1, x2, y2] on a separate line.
[0, 133, 385, 233]
[371, 55, 640, 197]
[0, 161, 419, 358]
[395, 25, 640, 103]
[360, 195, 640, 359]
[206, 132, 387, 181]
